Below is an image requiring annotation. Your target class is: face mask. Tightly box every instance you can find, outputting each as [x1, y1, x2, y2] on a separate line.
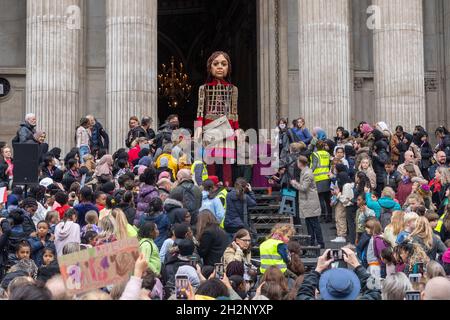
[141, 144, 150, 150]
[279, 124, 286, 130]
[170, 123, 179, 129]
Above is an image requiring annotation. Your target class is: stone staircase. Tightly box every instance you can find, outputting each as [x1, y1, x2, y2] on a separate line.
[249, 187, 320, 270]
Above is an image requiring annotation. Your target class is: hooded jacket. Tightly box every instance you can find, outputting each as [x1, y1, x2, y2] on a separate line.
[163, 198, 187, 225]
[140, 212, 171, 249]
[135, 184, 159, 225]
[28, 234, 55, 267]
[0, 219, 11, 276]
[224, 190, 257, 233]
[54, 221, 81, 257]
[365, 193, 401, 220]
[372, 140, 389, 183]
[199, 191, 225, 223]
[15, 121, 36, 144]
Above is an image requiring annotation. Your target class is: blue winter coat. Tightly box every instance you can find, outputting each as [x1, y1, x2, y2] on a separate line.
[199, 191, 225, 223]
[140, 212, 171, 250]
[224, 190, 257, 233]
[27, 235, 55, 267]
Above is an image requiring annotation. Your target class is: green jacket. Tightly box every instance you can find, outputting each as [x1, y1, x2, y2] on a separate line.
[139, 238, 161, 275]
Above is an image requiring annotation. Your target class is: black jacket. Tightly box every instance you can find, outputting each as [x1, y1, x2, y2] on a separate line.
[163, 198, 186, 225]
[296, 266, 381, 300]
[224, 190, 257, 233]
[14, 122, 36, 144]
[0, 219, 12, 277]
[125, 127, 147, 148]
[197, 227, 229, 266]
[21, 210, 36, 237]
[383, 171, 401, 192]
[372, 141, 389, 183]
[161, 254, 191, 298]
[0, 159, 9, 188]
[90, 121, 109, 151]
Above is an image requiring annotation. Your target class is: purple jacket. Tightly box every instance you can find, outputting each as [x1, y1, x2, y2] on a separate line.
[135, 184, 159, 226]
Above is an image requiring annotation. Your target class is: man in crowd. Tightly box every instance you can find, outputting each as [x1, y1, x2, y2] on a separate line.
[86, 115, 109, 152]
[13, 113, 37, 144]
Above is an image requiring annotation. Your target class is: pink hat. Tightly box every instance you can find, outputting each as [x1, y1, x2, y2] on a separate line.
[158, 171, 171, 181]
[361, 123, 374, 134]
[443, 248, 450, 264]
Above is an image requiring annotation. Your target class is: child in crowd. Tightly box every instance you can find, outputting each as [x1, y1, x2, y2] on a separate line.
[381, 247, 396, 278]
[8, 241, 32, 267]
[81, 210, 101, 237]
[425, 212, 441, 236]
[355, 195, 376, 243]
[396, 212, 419, 245]
[138, 222, 161, 275]
[81, 230, 98, 247]
[365, 219, 390, 278]
[45, 211, 59, 234]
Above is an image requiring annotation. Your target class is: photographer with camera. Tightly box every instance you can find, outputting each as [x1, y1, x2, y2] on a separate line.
[297, 247, 381, 300]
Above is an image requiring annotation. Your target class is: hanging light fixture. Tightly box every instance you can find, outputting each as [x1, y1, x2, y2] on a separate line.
[158, 56, 192, 108]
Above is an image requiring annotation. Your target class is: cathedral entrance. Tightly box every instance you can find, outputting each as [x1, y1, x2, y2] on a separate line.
[157, 0, 258, 131]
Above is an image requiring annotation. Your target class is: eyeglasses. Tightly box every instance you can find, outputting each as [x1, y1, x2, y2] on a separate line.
[239, 238, 251, 243]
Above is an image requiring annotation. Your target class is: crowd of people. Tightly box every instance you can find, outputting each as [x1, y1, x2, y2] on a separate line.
[0, 113, 449, 300]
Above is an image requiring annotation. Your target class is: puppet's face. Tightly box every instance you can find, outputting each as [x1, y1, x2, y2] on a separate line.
[211, 54, 229, 80]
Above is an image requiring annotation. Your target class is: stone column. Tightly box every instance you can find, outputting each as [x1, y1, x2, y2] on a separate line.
[26, 0, 85, 154]
[106, 0, 157, 152]
[257, 0, 289, 130]
[373, 0, 426, 132]
[297, 0, 352, 137]
[445, 0, 450, 126]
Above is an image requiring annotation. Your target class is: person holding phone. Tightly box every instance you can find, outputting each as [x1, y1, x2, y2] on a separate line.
[223, 178, 257, 240]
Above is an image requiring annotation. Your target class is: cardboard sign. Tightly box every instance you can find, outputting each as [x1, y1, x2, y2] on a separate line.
[58, 238, 139, 295]
[0, 187, 7, 204]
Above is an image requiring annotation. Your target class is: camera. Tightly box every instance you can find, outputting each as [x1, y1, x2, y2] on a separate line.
[327, 249, 345, 261]
[215, 263, 225, 279]
[188, 256, 198, 268]
[175, 275, 190, 300]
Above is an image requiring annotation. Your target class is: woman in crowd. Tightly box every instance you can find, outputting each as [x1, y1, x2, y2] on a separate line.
[396, 240, 430, 275]
[383, 211, 405, 247]
[223, 178, 257, 239]
[76, 117, 91, 163]
[111, 208, 137, 239]
[290, 156, 324, 248]
[196, 210, 229, 266]
[409, 216, 446, 261]
[54, 209, 80, 257]
[0, 145, 13, 189]
[93, 215, 117, 246]
[199, 179, 225, 224]
[259, 224, 295, 275]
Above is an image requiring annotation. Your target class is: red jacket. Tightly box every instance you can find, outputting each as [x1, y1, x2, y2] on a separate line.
[56, 204, 71, 220]
[128, 145, 141, 167]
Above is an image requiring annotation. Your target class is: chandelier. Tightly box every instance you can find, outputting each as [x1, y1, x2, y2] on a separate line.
[158, 56, 192, 108]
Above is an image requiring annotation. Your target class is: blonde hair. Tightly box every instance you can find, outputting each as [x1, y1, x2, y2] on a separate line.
[409, 217, 434, 250]
[387, 211, 405, 236]
[111, 208, 129, 241]
[271, 224, 295, 239]
[381, 187, 396, 199]
[290, 142, 306, 153]
[408, 243, 430, 269]
[79, 290, 112, 300]
[98, 215, 116, 239]
[437, 167, 450, 184]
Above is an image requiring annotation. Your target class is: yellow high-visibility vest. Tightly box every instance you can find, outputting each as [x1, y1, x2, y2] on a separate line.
[191, 160, 208, 182]
[259, 239, 287, 274]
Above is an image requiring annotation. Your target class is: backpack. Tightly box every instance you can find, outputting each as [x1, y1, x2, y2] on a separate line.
[373, 235, 391, 264]
[380, 206, 394, 230]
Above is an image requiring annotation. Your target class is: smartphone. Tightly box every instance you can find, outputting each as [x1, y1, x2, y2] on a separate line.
[405, 291, 421, 301]
[175, 275, 189, 300]
[215, 263, 225, 279]
[416, 262, 425, 275]
[327, 249, 345, 261]
[189, 256, 198, 268]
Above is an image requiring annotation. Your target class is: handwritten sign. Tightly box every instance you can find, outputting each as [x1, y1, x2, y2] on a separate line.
[58, 238, 139, 294]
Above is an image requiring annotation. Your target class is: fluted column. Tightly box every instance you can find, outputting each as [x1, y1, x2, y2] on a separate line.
[373, 0, 426, 132]
[106, 0, 157, 152]
[26, 0, 84, 154]
[445, 0, 450, 126]
[297, 0, 352, 137]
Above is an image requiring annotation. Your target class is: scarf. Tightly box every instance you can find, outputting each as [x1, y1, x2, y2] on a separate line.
[95, 155, 113, 177]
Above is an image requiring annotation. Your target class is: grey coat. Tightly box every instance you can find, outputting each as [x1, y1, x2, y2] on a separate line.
[291, 167, 321, 219]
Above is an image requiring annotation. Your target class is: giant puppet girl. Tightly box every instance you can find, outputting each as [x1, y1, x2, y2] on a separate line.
[195, 51, 238, 186]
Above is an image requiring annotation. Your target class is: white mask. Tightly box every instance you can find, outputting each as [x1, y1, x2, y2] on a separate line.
[279, 124, 286, 130]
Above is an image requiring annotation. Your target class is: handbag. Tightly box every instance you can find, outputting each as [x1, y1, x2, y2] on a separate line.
[202, 116, 234, 146]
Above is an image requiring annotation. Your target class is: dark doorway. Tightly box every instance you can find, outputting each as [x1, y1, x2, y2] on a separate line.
[157, 0, 258, 132]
